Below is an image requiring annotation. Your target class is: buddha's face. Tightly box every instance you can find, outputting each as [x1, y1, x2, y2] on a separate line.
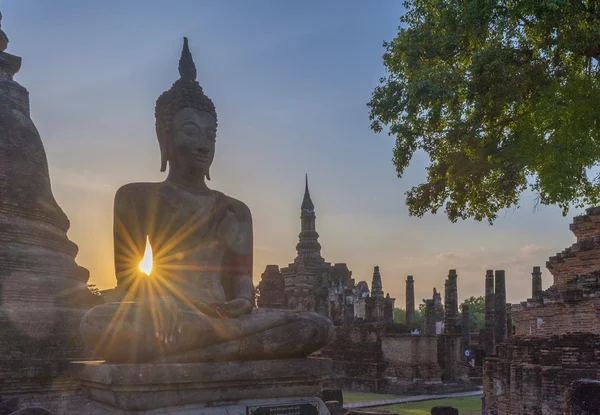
[170, 107, 216, 176]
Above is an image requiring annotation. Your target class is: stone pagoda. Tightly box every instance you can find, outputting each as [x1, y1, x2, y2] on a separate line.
[0, 11, 98, 412]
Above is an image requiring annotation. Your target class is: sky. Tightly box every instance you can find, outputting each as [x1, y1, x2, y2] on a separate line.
[1, 0, 585, 307]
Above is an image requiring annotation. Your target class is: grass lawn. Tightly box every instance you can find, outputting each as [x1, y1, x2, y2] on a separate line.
[377, 396, 481, 415]
[342, 391, 482, 415]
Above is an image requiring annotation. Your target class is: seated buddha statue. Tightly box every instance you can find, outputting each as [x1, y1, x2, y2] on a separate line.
[79, 38, 334, 364]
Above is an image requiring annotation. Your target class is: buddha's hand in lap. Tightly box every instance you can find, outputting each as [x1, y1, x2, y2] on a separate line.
[137, 295, 181, 344]
[210, 298, 252, 319]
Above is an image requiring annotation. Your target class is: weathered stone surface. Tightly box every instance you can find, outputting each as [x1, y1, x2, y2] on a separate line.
[424, 299, 435, 335]
[484, 270, 495, 356]
[483, 334, 600, 415]
[531, 266, 542, 300]
[405, 276, 415, 328]
[460, 304, 470, 353]
[320, 324, 445, 395]
[443, 270, 458, 334]
[0, 32, 96, 308]
[494, 270, 506, 344]
[0, 14, 97, 413]
[71, 359, 332, 413]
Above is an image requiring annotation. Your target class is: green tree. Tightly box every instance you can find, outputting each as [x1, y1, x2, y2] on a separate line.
[393, 307, 407, 324]
[459, 296, 486, 331]
[394, 299, 427, 331]
[368, 0, 600, 224]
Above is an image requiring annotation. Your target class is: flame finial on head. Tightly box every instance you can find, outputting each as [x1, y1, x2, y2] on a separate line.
[178, 37, 197, 82]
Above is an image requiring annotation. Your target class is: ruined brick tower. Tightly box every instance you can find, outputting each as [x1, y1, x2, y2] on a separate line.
[257, 176, 355, 323]
[483, 207, 600, 414]
[257, 176, 397, 325]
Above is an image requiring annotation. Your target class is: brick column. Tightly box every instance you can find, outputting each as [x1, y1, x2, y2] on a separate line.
[531, 266, 542, 299]
[506, 303, 513, 339]
[406, 275, 415, 327]
[461, 303, 470, 352]
[494, 270, 507, 344]
[484, 270, 495, 356]
[425, 299, 436, 335]
[444, 269, 459, 333]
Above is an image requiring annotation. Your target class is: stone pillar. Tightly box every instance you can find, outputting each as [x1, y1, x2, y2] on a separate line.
[425, 299, 436, 335]
[484, 270, 495, 356]
[406, 275, 415, 327]
[494, 270, 507, 344]
[461, 303, 470, 352]
[531, 266, 542, 300]
[444, 269, 459, 333]
[506, 304, 513, 339]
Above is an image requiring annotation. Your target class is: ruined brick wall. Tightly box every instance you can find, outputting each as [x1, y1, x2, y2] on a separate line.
[321, 324, 449, 394]
[548, 207, 600, 289]
[483, 334, 600, 415]
[380, 334, 441, 387]
[321, 324, 385, 392]
[512, 297, 600, 337]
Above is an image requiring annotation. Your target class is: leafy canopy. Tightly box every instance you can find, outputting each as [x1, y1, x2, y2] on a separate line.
[368, 0, 600, 223]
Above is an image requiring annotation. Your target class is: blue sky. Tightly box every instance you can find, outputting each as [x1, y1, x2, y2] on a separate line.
[2, 0, 583, 305]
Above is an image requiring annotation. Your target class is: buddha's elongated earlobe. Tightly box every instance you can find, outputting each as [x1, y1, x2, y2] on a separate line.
[206, 170, 211, 181]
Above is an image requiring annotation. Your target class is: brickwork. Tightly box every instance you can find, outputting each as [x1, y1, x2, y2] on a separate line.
[484, 270, 495, 356]
[484, 207, 600, 415]
[321, 324, 444, 394]
[483, 334, 600, 415]
[444, 270, 459, 334]
[512, 297, 600, 337]
[406, 276, 415, 328]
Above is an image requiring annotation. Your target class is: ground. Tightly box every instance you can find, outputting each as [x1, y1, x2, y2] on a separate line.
[378, 397, 481, 415]
[342, 391, 481, 415]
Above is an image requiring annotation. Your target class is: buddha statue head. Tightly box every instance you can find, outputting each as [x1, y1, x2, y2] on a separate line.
[155, 37, 217, 180]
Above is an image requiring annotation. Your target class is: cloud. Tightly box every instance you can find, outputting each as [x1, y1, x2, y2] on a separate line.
[519, 244, 547, 257]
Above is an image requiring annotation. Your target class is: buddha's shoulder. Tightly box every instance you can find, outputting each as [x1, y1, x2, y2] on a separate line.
[217, 192, 252, 221]
[114, 182, 162, 201]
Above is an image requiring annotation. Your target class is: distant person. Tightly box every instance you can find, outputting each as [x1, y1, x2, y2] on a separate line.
[464, 348, 471, 363]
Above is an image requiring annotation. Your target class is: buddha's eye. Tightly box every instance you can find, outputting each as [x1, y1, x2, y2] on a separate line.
[182, 126, 198, 136]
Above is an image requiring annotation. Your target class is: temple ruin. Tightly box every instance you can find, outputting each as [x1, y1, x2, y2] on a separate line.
[256, 176, 395, 325]
[482, 207, 600, 414]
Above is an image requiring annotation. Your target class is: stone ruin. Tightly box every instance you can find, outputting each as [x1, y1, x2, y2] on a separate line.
[321, 270, 476, 396]
[483, 207, 600, 414]
[0, 13, 98, 414]
[257, 177, 395, 325]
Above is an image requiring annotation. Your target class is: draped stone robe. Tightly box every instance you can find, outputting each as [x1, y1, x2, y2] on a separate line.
[113, 182, 255, 311]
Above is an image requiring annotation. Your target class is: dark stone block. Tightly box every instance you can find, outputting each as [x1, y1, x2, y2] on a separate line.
[565, 379, 600, 415]
[430, 407, 458, 415]
[0, 397, 19, 415]
[322, 389, 343, 406]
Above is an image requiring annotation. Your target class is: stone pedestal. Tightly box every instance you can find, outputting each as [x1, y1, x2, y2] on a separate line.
[70, 358, 333, 414]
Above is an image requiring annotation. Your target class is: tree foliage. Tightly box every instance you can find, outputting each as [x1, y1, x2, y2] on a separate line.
[459, 296, 486, 331]
[395, 295, 486, 332]
[369, 0, 600, 223]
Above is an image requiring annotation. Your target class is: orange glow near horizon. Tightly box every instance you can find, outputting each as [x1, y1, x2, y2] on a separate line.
[139, 237, 153, 275]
